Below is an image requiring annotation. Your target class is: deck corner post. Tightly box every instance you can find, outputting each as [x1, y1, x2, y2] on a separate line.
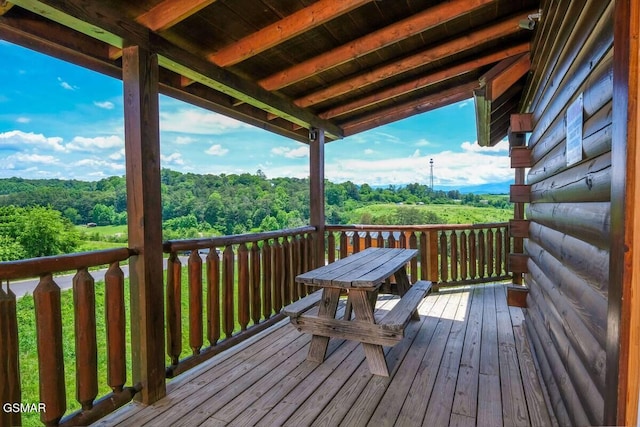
[122, 43, 166, 404]
[309, 128, 325, 268]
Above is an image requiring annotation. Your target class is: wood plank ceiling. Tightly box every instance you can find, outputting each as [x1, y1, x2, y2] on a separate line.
[0, 0, 540, 145]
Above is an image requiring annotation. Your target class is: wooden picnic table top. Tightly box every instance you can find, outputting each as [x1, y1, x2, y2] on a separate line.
[295, 247, 417, 289]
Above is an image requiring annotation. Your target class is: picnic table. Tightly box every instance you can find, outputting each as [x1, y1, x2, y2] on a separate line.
[283, 247, 431, 376]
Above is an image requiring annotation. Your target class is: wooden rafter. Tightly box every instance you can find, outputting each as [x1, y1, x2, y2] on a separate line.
[8, 0, 343, 139]
[295, 11, 533, 109]
[481, 53, 531, 101]
[136, 0, 218, 32]
[260, 0, 495, 91]
[210, 0, 372, 67]
[320, 42, 530, 120]
[342, 81, 478, 136]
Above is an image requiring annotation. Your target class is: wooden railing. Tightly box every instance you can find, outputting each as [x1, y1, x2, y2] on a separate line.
[0, 248, 139, 426]
[162, 226, 317, 377]
[325, 223, 511, 288]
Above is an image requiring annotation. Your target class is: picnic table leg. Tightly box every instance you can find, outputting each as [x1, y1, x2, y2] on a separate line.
[350, 290, 389, 376]
[307, 287, 341, 363]
[394, 266, 420, 320]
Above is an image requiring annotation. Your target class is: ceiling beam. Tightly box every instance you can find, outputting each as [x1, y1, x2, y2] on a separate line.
[319, 42, 530, 120]
[260, 0, 495, 91]
[484, 53, 530, 101]
[136, 0, 218, 32]
[9, 0, 343, 139]
[210, 0, 372, 67]
[0, 14, 121, 78]
[342, 81, 478, 136]
[295, 11, 534, 108]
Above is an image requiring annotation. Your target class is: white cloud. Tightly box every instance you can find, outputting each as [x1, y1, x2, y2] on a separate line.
[324, 144, 512, 187]
[74, 158, 124, 171]
[415, 138, 432, 147]
[109, 148, 125, 160]
[160, 108, 248, 134]
[58, 77, 76, 91]
[205, 144, 229, 156]
[10, 153, 59, 164]
[460, 140, 509, 153]
[16, 117, 31, 124]
[271, 145, 308, 158]
[175, 136, 195, 145]
[67, 135, 124, 151]
[94, 101, 115, 110]
[161, 152, 185, 165]
[364, 149, 375, 155]
[0, 130, 66, 151]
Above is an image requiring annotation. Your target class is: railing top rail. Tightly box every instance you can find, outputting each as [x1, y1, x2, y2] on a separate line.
[325, 223, 508, 232]
[163, 225, 317, 253]
[0, 247, 134, 281]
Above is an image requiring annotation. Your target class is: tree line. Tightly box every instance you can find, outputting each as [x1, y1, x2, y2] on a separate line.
[0, 170, 510, 260]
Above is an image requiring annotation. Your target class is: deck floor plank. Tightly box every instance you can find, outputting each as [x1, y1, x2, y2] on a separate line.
[451, 286, 484, 421]
[495, 284, 530, 426]
[95, 284, 556, 427]
[422, 289, 471, 426]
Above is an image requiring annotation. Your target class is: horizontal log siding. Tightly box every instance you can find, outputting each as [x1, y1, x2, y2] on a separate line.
[523, 1, 613, 425]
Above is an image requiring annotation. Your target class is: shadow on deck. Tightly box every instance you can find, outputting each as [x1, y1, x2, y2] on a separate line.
[95, 283, 555, 426]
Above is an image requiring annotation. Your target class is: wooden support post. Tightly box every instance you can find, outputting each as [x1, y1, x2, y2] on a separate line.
[309, 128, 325, 269]
[606, 0, 640, 424]
[122, 45, 165, 404]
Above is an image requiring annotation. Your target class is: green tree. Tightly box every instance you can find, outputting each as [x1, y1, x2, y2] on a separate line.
[91, 203, 116, 225]
[17, 206, 79, 258]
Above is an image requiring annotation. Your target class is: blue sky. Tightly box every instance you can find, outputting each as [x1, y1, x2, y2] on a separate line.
[0, 40, 513, 190]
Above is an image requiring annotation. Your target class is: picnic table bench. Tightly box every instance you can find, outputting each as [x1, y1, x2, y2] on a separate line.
[283, 247, 432, 376]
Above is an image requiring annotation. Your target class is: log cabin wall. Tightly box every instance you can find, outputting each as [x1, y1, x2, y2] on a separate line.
[522, 1, 613, 425]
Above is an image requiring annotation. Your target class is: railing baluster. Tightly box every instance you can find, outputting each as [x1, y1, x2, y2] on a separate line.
[273, 239, 283, 313]
[262, 241, 272, 318]
[340, 232, 348, 258]
[376, 231, 384, 248]
[478, 229, 486, 278]
[188, 250, 203, 354]
[328, 231, 336, 263]
[0, 283, 21, 427]
[388, 232, 396, 248]
[34, 274, 66, 425]
[223, 245, 235, 338]
[364, 231, 372, 249]
[427, 230, 439, 283]
[295, 234, 306, 298]
[166, 252, 182, 365]
[251, 242, 261, 325]
[504, 225, 511, 275]
[207, 248, 221, 345]
[496, 227, 504, 276]
[105, 262, 126, 393]
[399, 231, 407, 248]
[419, 232, 428, 281]
[238, 243, 250, 332]
[450, 231, 458, 282]
[73, 268, 98, 410]
[469, 230, 477, 279]
[439, 231, 448, 283]
[460, 231, 468, 281]
[282, 236, 292, 306]
[409, 232, 418, 283]
[487, 228, 495, 277]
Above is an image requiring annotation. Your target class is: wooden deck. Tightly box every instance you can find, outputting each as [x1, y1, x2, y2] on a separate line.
[96, 284, 555, 427]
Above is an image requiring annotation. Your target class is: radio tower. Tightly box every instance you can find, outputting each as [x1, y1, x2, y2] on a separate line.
[429, 158, 434, 190]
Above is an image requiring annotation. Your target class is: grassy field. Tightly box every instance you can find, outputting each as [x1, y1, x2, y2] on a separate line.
[345, 203, 513, 224]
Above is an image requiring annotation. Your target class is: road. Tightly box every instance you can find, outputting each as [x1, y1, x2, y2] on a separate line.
[7, 257, 191, 298]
